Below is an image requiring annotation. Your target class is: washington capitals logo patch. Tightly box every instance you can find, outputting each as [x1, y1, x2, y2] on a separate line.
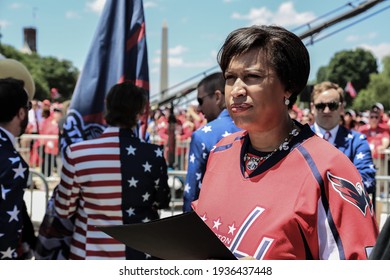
[327, 172, 373, 216]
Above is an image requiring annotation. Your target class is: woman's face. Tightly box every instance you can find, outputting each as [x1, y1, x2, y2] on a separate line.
[224, 49, 290, 132]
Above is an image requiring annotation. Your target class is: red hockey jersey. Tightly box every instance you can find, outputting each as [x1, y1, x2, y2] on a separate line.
[193, 122, 378, 260]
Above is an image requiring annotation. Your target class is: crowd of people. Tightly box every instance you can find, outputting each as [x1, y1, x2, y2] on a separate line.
[1, 24, 390, 260]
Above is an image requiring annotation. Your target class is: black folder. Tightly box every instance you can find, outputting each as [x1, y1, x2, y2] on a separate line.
[98, 211, 236, 260]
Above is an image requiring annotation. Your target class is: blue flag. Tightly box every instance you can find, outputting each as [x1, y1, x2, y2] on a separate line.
[61, 0, 149, 154]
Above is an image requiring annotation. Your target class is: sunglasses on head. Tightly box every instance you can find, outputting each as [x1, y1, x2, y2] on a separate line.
[314, 101, 340, 111]
[197, 92, 214, 106]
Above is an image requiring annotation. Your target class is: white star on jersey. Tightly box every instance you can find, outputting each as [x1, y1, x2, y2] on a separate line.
[142, 217, 151, 223]
[213, 218, 222, 230]
[142, 161, 152, 172]
[228, 223, 237, 235]
[126, 145, 136, 155]
[12, 163, 26, 179]
[154, 147, 163, 157]
[128, 177, 138, 187]
[222, 131, 231, 137]
[7, 205, 20, 222]
[200, 213, 207, 222]
[195, 173, 202, 180]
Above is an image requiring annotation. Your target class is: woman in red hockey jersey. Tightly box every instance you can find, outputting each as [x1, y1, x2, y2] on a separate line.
[192, 25, 378, 260]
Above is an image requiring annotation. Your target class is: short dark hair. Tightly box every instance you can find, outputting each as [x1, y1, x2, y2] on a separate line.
[0, 78, 29, 123]
[197, 72, 225, 94]
[217, 25, 310, 106]
[105, 81, 148, 128]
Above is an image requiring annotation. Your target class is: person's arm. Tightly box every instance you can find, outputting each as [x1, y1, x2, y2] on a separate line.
[352, 134, 377, 194]
[54, 146, 79, 218]
[318, 157, 378, 259]
[153, 148, 171, 209]
[183, 132, 207, 212]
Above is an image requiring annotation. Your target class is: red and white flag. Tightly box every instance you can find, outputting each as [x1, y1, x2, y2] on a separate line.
[345, 81, 357, 98]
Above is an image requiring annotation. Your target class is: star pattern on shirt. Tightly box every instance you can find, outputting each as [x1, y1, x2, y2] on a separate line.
[347, 133, 354, 139]
[1, 184, 11, 200]
[200, 213, 207, 222]
[228, 223, 237, 235]
[154, 147, 163, 157]
[154, 178, 160, 189]
[189, 153, 195, 163]
[126, 207, 135, 217]
[213, 218, 222, 230]
[359, 134, 366, 140]
[201, 125, 212, 133]
[128, 177, 138, 187]
[142, 161, 152, 172]
[126, 145, 136, 155]
[8, 156, 20, 164]
[222, 131, 231, 138]
[356, 152, 366, 160]
[195, 173, 202, 181]
[142, 192, 150, 202]
[184, 183, 191, 193]
[142, 217, 151, 223]
[201, 143, 206, 150]
[12, 163, 26, 179]
[7, 205, 20, 222]
[0, 247, 15, 259]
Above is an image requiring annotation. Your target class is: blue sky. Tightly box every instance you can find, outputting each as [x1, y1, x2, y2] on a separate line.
[0, 0, 389, 103]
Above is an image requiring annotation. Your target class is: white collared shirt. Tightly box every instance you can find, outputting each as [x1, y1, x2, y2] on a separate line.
[0, 126, 17, 147]
[313, 123, 339, 145]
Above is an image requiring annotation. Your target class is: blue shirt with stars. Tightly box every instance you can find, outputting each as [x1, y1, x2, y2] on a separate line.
[311, 124, 376, 194]
[0, 127, 30, 259]
[183, 109, 241, 212]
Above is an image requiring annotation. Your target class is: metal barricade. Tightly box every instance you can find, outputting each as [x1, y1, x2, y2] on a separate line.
[25, 169, 50, 230]
[376, 175, 390, 230]
[167, 169, 187, 215]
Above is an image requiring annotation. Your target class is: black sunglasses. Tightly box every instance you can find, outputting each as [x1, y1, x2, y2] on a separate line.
[197, 93, 214, 106]
[314, 101, 340, 111]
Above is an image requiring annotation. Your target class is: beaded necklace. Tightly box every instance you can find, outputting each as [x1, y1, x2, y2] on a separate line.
[244, 122, 300, 172]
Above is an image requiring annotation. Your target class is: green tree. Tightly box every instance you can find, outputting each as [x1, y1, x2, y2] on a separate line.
[316, 48, 378, 106]
[0, 43, 79, 101]
[353, 55, 390, 111]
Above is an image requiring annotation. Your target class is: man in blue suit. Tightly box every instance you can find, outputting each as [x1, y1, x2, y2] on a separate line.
[183, 72, 241, 212]
[310, 81, 376, 195]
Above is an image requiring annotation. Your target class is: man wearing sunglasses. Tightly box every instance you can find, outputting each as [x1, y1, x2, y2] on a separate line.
[310, 81, 376, 195]
[183, 72, 241, 212]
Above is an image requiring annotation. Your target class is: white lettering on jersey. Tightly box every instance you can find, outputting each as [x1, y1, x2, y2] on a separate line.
[229, 206, 274, 260]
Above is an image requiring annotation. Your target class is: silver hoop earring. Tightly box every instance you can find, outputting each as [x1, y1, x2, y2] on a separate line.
[284, 98, 290, 106]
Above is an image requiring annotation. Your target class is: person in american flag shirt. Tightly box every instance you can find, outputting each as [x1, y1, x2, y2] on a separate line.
[183, 72, 241, 212]
[54, 81, 171, 260]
